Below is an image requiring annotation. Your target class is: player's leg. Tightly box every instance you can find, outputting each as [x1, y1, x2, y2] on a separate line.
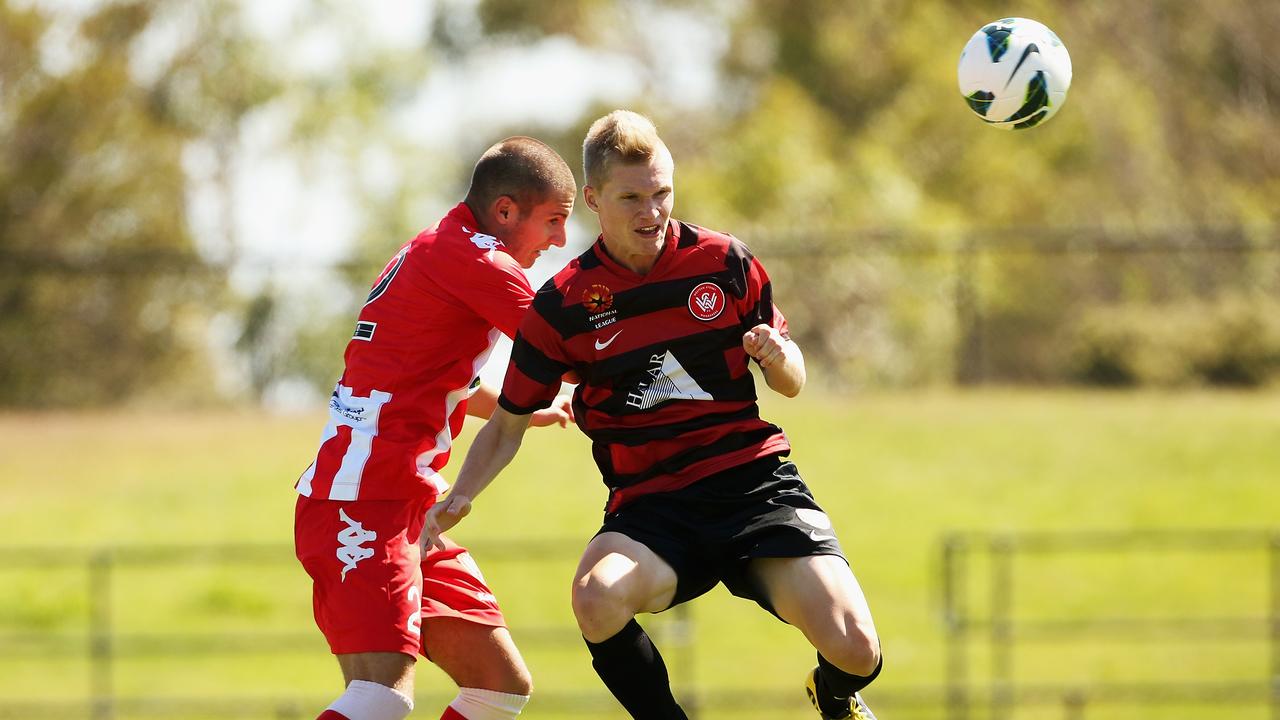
[324, 653, 416, 720]
[717, 457, 881, 718]
[750, 554, 881, 718]
[296, 496, 425, 720]
[419, 535, 532, 719]
[572, 531, 687, 719]
[424, 619, 531, 720]
[573, 531, 677, 640]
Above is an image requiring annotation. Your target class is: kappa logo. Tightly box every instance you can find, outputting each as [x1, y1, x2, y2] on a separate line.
[688, 282, 726, 321]
[336, 508, 377, 581]
[464, 227, 502, 251]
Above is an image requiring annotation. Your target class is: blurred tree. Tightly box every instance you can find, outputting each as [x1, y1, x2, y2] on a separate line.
[0, 0, 250, 407]
[448, 0, 1279, 387]
[0, 0, 440, 405]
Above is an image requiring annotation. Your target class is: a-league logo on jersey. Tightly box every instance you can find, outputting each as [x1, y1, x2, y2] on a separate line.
[582, 284, 613, 313]
[687, 282, 725, 321]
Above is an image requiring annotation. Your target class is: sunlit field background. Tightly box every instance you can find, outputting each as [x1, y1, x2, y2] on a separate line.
[4, 1, 1280, 717]
[2, 389, 1276, 719]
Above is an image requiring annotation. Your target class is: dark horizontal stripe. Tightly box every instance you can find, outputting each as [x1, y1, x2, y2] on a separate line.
[497, 392, 549, 416]
[535, 226, 764, 344]
[584, 403, 762, 445]
[509, 331, 570, 386]
[588, 324, 746, 386]
[602, 425, 785, 488]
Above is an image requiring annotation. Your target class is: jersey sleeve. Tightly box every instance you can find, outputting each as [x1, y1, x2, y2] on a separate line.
[734, 245, 790, 339]
[429, 246, 534, 338]
[498, 287, 573, 415]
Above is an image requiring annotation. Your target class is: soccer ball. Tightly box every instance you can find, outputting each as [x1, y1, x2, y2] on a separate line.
[957, 17, 1072, 130]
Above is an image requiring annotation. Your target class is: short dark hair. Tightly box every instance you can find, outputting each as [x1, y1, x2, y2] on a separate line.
[464, 137, 576, 215]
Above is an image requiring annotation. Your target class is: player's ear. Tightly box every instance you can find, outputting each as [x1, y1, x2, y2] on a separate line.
[583, 186, 599, 213]
[491, 195, 519, 227]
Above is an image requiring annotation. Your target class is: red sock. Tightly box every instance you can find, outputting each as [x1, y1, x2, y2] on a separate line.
[317, 711, 351, 720]
[440, 707, 468, 720]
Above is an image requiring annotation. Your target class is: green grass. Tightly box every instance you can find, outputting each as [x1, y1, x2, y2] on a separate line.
[0, 390, 1277, 719]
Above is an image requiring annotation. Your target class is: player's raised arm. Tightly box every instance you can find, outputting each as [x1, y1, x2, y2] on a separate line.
[421, 406, 532, 550]
[743, 323, 806, 398]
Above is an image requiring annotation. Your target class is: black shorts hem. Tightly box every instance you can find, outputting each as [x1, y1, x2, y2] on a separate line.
[594, 456, 846, 615]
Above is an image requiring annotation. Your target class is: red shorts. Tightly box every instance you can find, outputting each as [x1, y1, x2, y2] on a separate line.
[294, 494, 506, 656]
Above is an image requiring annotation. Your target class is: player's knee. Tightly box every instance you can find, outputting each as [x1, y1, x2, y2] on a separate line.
[571, 575, 630, 639]
[505, 664, 534, 696]
[820, 625, 881, 678]
[467, 661, 534, 696]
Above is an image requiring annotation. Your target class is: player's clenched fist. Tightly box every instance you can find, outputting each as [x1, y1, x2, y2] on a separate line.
[421, 494, 472, 552]
[742, 323, 789, 370]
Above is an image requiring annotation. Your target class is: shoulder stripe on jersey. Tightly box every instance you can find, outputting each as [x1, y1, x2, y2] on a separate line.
[676, 221, 700, 249]
[577, 244, 605, 270]
[531, 282, 587, 342]
[740, 280, 775, 329]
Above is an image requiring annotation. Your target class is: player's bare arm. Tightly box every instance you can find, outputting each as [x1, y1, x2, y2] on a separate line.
[421, 406, 532, 550]
[743, 323, 806, 397]
[468, 383, 574, 427]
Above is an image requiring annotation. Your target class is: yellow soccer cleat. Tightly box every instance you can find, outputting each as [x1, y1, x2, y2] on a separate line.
[805, 667, 878, 720]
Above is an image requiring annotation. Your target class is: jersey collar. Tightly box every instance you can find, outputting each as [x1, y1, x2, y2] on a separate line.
[591, 220, 679, 279]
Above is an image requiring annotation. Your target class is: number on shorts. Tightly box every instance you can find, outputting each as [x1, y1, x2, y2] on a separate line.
[406, 584, 422, 637]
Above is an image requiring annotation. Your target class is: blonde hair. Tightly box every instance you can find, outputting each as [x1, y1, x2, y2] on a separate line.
[582, 110, 666, 188]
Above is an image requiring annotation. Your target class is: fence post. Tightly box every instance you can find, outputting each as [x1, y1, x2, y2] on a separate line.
[990, 536, 1014, 720]
[1270, 533, 1279, 720]
[88, 549, 114, 720]
[954, 237, 985, 385]
[1062, 690, 1086, 720]
[942, 534, 969, 720]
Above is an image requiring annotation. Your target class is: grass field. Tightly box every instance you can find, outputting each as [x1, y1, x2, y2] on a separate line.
[0, 389, 1277, 719]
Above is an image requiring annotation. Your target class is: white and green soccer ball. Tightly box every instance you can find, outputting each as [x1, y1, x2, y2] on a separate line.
[957, 17, 1072, 130]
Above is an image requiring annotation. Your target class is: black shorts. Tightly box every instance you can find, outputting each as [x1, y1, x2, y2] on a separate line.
[595, 454, 846, 618]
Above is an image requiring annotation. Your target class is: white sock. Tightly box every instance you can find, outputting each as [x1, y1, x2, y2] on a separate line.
[328, 679, 414, 720]
[447, 687, 530, 719]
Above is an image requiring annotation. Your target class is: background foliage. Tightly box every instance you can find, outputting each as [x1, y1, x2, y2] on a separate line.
[2, 0, 1278, 401]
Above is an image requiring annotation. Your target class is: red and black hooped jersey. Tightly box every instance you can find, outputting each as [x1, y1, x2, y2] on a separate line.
[499, 220, 792, 511]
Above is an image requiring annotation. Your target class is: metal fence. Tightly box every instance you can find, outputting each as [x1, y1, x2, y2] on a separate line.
[3, 529, 1277, 719]
[941, 529, 1280, 720]
[0, 540, 696, 720]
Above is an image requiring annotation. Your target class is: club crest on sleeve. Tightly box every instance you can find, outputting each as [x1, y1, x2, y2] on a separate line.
[687, 281, 725, 321]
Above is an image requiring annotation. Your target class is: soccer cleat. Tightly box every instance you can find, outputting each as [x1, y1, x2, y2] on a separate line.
[805, 667, 878, 720]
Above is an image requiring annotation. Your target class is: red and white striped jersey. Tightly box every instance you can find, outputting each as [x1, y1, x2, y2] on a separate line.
[297, 203, 534, 501]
